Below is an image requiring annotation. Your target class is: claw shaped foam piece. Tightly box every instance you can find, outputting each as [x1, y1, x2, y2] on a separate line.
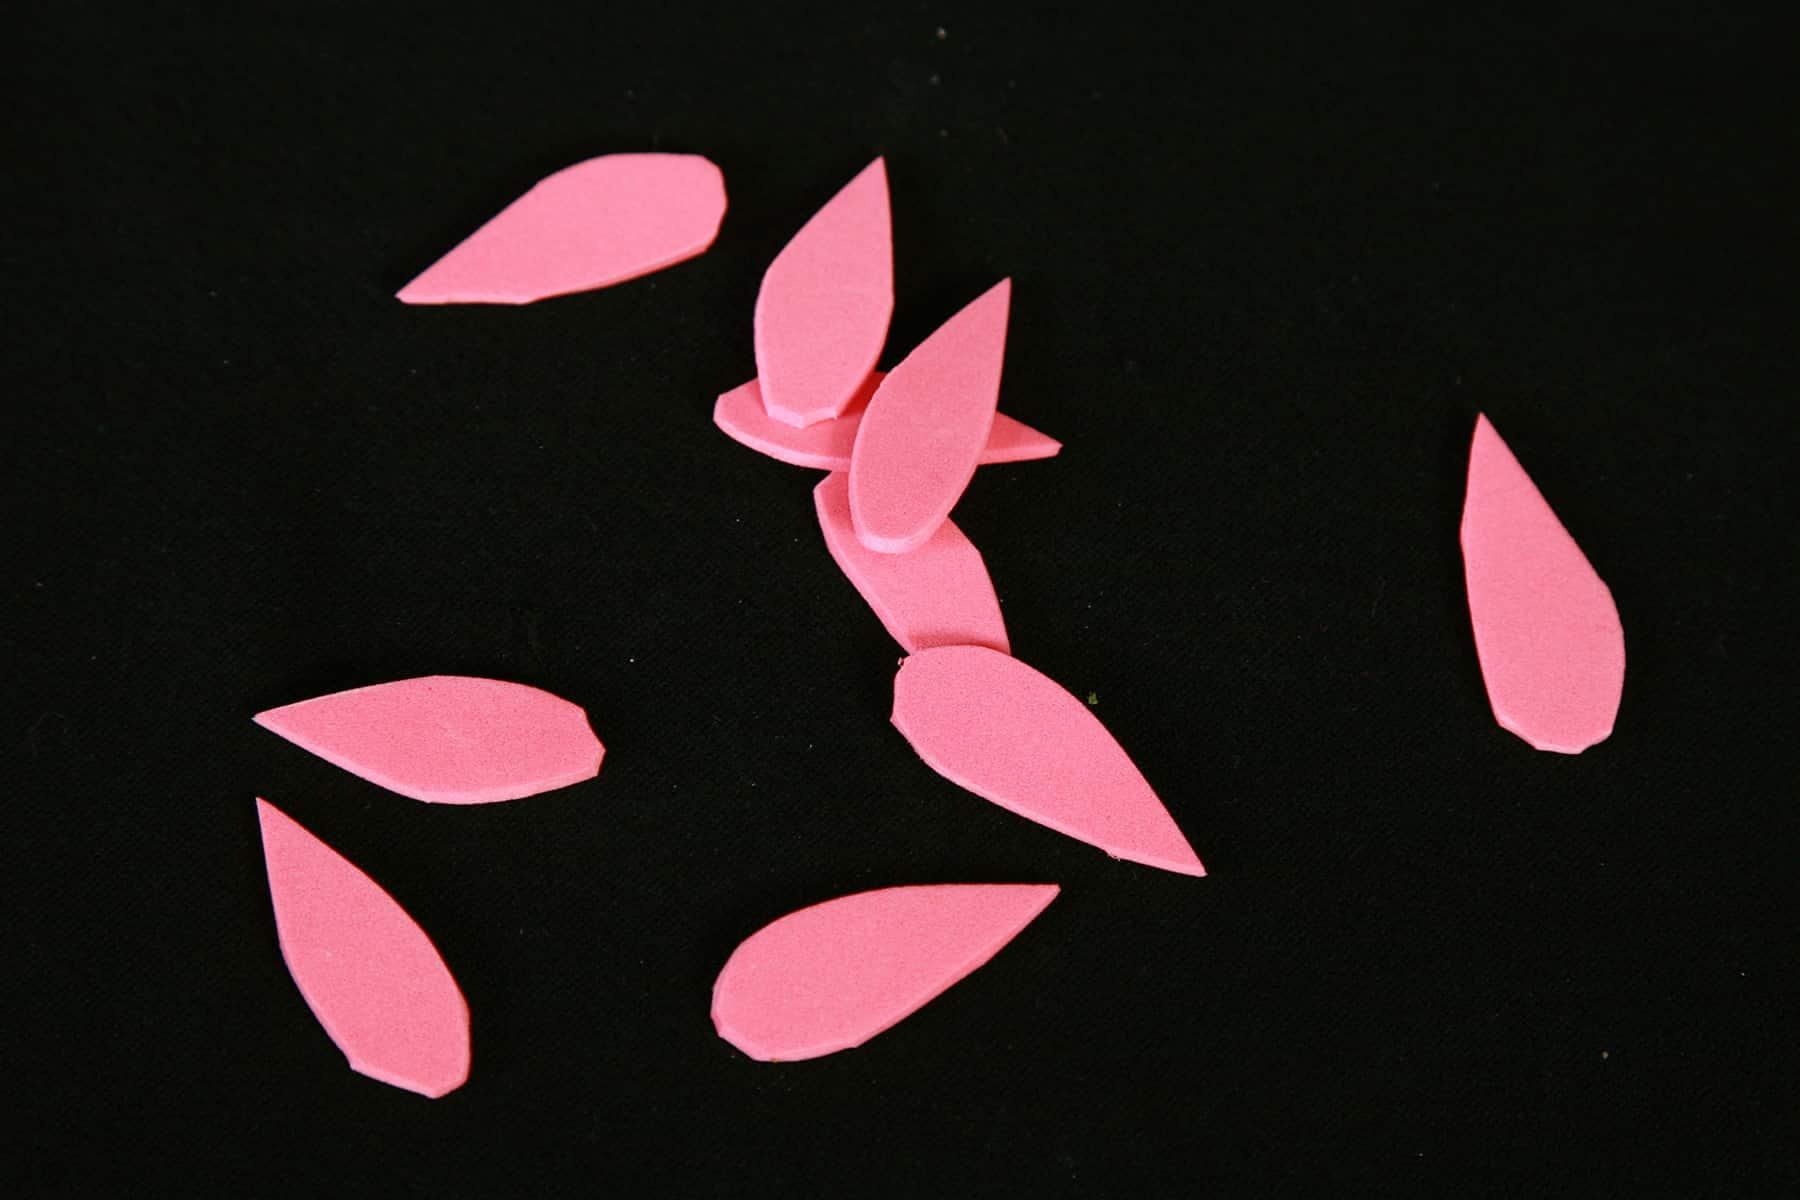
[815, 472, 1008, 653]
[1461, 414, 1625, 753]
[256, 799, 469, 1097]
[753, 159, 893, 427]
[396, 153, 725, 304]
[254, 676, 602, 804]
[712, 883, 1058, 1061]
[892, 646, 1204, 876]
[850, 279, 1010, 554]
[713, 374, 1060, 471]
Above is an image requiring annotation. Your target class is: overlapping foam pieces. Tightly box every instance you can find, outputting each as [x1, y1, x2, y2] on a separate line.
[850, 279, 1010, 554]
[713, 374, 1061, 471]
[892, 646, 1204, 876]
[1461, 414, 1624, 753]
[254, 676, 602, 804]
[397, 153, 726, 304]
[712, 883, 1058, 1061]
[815, 471, 1008, 653]
[257, 799, 469, 1098]
[754, 159, 893, 427]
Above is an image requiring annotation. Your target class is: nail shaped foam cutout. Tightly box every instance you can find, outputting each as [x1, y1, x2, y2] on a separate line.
[713, 374, 1060, 471]
[1461, 414, 1624, 753]
[254, 676, 602, 804]
[712, 883, 1058, 1061]
[753, 159, 894, 428]
[892, 646, 1204, 876]
[850, 279, 1010, 555]
[257, 799, 469, 1098]
[397, 153, 725, 304]
[815, 472, 1008, 654]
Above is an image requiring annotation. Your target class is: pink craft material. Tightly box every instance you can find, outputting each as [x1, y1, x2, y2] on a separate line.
[1461, 414, 1625, 753]
[753, 159, 894, 428]
[396, 153, 726, 304]
[256, 799, 470, 1098]
[254, 676, 602, 804]
[891, 646, 1205, 876]
[850, 279, 1010, 554]
[711, 883, 1058, 1062]
[814, 471, 1008, 654]
[712, 374, 1061, 471]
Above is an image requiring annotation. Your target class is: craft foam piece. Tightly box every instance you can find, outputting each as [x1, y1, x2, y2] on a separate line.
[396, 153, 725, 304]
[850, 279, 1010, 554]
[892, 646, 1204, 876]
[1461, 414, 1624, 753]
[815, 471, 1008, 654]
[753, 159, 893, 428]
[711, 883, 1058, 1061]
[256, 799, 469, 1098]
[254, 676, 602, 804]
[713, 374, 1061, 471]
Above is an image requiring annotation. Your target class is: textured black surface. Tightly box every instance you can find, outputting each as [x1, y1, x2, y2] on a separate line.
[7, 4, 1797, 1193]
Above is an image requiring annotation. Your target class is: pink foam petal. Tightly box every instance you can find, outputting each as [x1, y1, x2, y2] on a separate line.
[256, 799, 469, 1097]
[254, 676, 602, 804]
[815, 471, 1008, 654]
[1461, 415, 1625, 753]
[753, 159, 894, 428]
[970, 414, 1063, 464]
[891, 646, 1205, 876]
[713, 374, 1060, 471]
[850, 279, 1010, 554]
[712, 883, 1058, 1062]
[396, 153, 725, 304]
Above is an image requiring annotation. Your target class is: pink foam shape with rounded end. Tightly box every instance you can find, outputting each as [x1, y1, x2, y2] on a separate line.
[753, 159, 893, 428]
[256, 799, 469, 1098]
[713, 374, 1061, 471]
[1461, 414, 1625, 753]
[254, 676, 603, 804]
[396, 153, 725, 304]
[892, 646, 1205, 876]
[850, 279, 1011, 554]
[711, 883, 1058, 1062]
[814, 471, 1008, 654]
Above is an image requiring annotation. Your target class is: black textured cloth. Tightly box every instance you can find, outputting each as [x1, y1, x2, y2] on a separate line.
[7, 4, 1795, 1194]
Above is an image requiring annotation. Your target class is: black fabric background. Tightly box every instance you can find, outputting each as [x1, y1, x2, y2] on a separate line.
[6, 3, 1796, 1194]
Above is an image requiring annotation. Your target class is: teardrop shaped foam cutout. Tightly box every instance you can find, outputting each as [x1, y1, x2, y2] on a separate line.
[815, 471, 1008, 653]
[713, 374, 1060, 471]
[257, 799, 469, 1098]
[712, 883, 1058, 1061]
[397, 153, 725, 304]
[1461, 414, 1625, 753]
[254, 676, 602, 804]
[849, 279, 1010, 554]
[753, 159, 894, 428]
[891, 645, 1204, 876]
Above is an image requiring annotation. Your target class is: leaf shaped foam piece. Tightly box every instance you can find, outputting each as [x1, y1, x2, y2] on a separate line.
[815, 471, 1008, 654]
[1461, 414, 1625, 753]
[850, 279, 1010, 554]
[711, 883, 1058, 1062]
[892, 645, 1205, 876]
[254, 676, 602, 804]
[712, 373, 1061, 471]
[396, 153, 725, 304]
[753, 158, 894, 428]
[256, 799, 469, 1098]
